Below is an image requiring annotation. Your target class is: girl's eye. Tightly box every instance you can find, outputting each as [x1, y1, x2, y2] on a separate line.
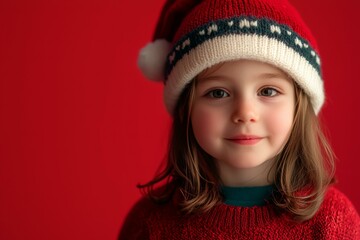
[207, 89, 229, 98]
[259, 87, 279, 97]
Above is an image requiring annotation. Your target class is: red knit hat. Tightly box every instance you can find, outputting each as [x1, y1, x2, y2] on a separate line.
[138, 0, 324, 115]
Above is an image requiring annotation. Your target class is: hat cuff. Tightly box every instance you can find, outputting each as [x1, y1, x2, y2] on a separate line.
[164, 34, 324, 115]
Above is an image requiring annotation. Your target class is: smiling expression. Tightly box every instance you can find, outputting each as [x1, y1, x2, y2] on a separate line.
[191, 60, 295, 186]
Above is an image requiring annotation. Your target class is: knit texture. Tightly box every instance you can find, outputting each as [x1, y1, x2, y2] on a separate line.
[137, 0, 325, 115]
[119, 186, 360, 239]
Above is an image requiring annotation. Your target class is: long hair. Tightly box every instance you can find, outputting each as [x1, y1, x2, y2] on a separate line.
[271, 83, 335, 220]
[138, 78, 335, 221]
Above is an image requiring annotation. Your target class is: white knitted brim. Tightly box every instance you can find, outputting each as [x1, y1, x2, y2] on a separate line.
[164, 34, 324, 115]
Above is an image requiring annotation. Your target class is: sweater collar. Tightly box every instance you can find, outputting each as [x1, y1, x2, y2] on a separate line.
[221, 185, 274, 207]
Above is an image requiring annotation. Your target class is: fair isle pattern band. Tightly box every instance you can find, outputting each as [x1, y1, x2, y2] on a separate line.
[163, 18, 324, 115]
[165, 16, 321, 79]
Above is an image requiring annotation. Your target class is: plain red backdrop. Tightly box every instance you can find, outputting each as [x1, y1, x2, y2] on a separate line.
[0, 0, 359, 239]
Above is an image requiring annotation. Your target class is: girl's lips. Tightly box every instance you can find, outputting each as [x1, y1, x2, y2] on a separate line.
[225, 135, 263, 145]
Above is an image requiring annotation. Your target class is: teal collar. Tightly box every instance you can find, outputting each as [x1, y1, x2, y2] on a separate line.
[221, 185, 274, 207]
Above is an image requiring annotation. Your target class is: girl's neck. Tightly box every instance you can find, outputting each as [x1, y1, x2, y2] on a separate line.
[219, 158, 275, 187]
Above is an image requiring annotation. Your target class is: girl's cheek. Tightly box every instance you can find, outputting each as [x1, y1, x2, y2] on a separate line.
[192, 106, 214, 130]
[192, 105, 223, 134]
[266, 105, 294, 135]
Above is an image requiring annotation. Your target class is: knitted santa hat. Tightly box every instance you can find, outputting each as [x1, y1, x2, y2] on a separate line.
[138, 0, 324, 115]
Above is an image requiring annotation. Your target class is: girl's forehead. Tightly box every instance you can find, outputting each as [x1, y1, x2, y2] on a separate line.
[197, 60, 290, 82]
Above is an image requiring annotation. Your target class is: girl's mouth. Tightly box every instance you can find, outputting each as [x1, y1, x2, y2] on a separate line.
[225, 135, 263, 145]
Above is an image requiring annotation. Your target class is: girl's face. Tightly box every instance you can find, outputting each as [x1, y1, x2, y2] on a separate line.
[191, 60, 295, 186]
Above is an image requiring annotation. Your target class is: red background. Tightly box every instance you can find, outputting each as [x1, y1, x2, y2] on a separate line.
[0, 0, 359, 239]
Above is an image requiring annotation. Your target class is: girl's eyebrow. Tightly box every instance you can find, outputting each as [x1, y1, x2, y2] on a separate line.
[197, 75, 232, 82]
[197, 72, 290, 83]
[257, 72, 290, 80]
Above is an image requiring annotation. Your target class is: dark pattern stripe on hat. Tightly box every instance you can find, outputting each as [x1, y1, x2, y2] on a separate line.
[165, 16, 321, 80]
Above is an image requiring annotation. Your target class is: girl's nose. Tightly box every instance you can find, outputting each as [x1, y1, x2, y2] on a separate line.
[231, 97, 259, 123]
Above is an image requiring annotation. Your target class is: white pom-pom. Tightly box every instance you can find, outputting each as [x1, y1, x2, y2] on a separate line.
[137, 39, 172, 82]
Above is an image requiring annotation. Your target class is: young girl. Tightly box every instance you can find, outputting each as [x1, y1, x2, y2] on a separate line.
[120, 0, 360, 238]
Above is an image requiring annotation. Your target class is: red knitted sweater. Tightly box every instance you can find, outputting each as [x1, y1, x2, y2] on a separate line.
[119, 186, 360, 239]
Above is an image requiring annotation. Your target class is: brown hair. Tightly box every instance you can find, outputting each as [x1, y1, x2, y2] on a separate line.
[138, 78, 335, 221]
